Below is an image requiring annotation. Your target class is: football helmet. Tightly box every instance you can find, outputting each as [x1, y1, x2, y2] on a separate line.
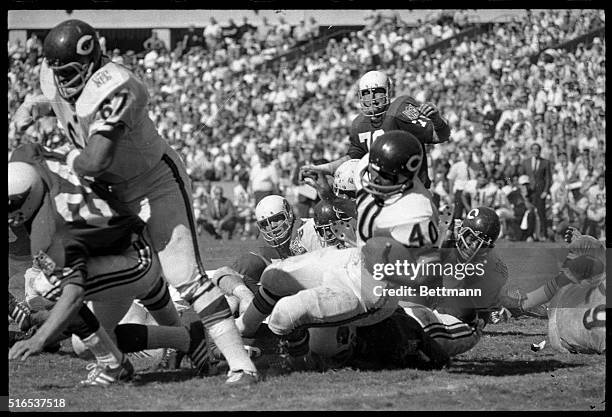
[43, 19, 102, 103]
[333, 159, 360, 200]
[357, 70, 392, 118]
[8, 162, 45, 227]
[255, 195, 294, 247]
[456, 207, 501, 262]
[313, 200, 344, 247]
[361, 130, 424, 200]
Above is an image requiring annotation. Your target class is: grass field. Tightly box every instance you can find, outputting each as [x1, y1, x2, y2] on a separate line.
[8, 236, 607, 411]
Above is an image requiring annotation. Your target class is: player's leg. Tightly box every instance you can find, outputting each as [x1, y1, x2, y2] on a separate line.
[402, 302, 481, 358]
[133, 148, 258, 383]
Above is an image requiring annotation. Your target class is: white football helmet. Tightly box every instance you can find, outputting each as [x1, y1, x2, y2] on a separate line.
[357, 70, 392, 117]
[333, 159, 360, 200]
[255, 195, 295, 247]
[8, 162, 45, 227]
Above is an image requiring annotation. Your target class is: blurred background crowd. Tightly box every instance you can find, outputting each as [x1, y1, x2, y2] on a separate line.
[7, 9, 606, 242]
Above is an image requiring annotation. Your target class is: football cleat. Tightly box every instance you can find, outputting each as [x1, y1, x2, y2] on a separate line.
[80, 355, 134, 387]
[8, 292, 33, 332]
[184, 319, 218, 376]
[225, 369, 260, 386]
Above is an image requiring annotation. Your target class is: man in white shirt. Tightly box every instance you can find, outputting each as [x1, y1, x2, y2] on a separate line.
[447, 151, 474, 221]
[250, 152, 280, 204]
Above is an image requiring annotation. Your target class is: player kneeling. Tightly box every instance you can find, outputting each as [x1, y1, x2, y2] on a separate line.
[503, 229, 606, 354]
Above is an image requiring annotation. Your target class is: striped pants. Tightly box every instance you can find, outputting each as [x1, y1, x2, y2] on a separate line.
[401, 302, 482, 357]
[25, 231, 170, 333]
[105, 145, 231, 326]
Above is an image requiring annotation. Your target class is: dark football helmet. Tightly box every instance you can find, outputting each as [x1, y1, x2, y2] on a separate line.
[456, 207, 501, 262]
[361, 130, 424, 201]
[313, 200, 346, 247]
[43, 19, 102, 102]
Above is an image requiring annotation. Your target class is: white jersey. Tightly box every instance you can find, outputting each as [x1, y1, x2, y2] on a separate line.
[289, 218, 325, 256]
[40, 59, 167, 184]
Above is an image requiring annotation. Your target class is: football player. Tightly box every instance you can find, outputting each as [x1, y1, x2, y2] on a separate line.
[7, 145, 211, 385]
[12, 19, 257, 385]
[503, 229, 606, 353]
[392, 207, 509, 359]
[236, 131, 446, 372]
[300, 70, 450, 189]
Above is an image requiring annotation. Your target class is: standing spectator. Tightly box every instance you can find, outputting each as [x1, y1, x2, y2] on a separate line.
[183, 25, 203, 52]
[143, 30, 166, 52]
[306, 16, 319, 41]
[96, 31, 107, 55]
[237, 17, 256, 41]
[25, 33, 42, 66]
[250, 151, 280, 204]
[584, 174, 605, 239]
[293, 20, 310, 46]
[447, 151, 475, 222]
[204, 17, 222, 50]
[198, 185, 237, 240]
[110, 48, 124, 65]
[222, 18, 239, 41]
[520, 143, 552, 240]
[506, 175, 537, 241]
[233, 174, 256, 240]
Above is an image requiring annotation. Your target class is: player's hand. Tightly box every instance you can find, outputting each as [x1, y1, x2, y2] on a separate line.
[418, 102, 441, 120]
[300, 164, 331, 181]
[9, 335, 45, 361]
[564, 226, 581, 244]
[12, 102, 36, 132]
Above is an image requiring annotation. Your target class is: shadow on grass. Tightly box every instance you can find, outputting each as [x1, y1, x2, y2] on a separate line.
[448, 358, 584, 376]
[131, 369, 201, 386]
[483, 330, 547, 337]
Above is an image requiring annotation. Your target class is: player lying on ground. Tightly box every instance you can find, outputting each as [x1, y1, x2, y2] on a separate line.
[502, 228, 606, 353]
[13, 19, 257, 385]
[235, 131, 450, 373]
[7, 144, 214, 385]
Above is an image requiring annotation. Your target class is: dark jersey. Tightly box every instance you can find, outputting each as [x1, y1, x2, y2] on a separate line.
[435, 248, 508, 323]
[9, 143, 144, 290]
[348, 95, 442, 188]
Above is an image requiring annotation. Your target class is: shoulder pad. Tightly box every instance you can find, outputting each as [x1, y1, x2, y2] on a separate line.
[76, 63, 131, 118]
[40, 60, 57, 100]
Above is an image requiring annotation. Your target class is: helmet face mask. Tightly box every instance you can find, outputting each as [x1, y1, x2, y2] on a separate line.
[455, 207, 500, 262]
[43, 20, 102, 103]
[456, 226, 492, 262]
[50, 60, 97, 102]
[255, 196, 294, 247]
[357, 71, 392, 118]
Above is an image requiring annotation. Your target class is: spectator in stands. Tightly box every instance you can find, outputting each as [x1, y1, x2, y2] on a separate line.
[583, 173, 605, 239]
[183, 25, 203, 52]
[96, 31, 107, 55]
[447, 151, 475, 222]
[519, 143, 552, 240]
[306, 16, 319, 41]
[237, 16, 256, 41]
[506, 175, 537, 241]
[204, 17, 222, 50]
[250, 151, 280, 205]
[222, 18, 239, 41]
[233, 174, 256, 240]
[25, 33, 42, 66]
[198, 185, 237, 240]
[143, 30, 166, 52]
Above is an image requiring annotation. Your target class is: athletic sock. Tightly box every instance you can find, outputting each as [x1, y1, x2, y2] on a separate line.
[81, 327, 123, 369]
[207, 318, 257, 373]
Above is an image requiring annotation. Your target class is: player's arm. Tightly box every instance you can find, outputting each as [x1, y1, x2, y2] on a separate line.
[301, 155, 350, 178]
[12, 94, 55, 132]
[303, 171, 335, 202]
[71, 85, 139, 178]
[69, 132, 121, 178]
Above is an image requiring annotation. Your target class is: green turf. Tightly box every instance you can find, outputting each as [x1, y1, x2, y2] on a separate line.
[8, 236, 606, 411]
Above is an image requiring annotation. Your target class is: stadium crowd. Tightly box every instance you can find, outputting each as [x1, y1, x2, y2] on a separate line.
[7, 9, 605, 242]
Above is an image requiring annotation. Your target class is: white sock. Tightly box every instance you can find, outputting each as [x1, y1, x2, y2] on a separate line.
[81, 328, 123, 369]
[207, 318, 257, 373]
